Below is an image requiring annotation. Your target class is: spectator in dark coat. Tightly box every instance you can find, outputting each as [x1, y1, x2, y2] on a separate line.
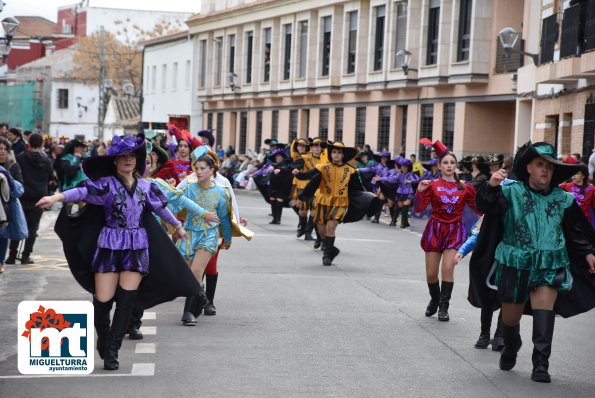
[7, 128, 26, 156]
[8, 133, 53, 264]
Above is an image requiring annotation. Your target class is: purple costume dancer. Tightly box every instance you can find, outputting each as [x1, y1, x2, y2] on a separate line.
[393, 159, 420, 228]
[360, 152, 391, 223]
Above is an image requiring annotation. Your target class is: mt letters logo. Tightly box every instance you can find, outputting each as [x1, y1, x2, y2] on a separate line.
[18, 301, 94, 374]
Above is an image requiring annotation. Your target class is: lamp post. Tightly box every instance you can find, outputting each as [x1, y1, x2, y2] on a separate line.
[498, 27, 539, 65]
[0, 13, 20, 64]
[396, 49, 417, 76]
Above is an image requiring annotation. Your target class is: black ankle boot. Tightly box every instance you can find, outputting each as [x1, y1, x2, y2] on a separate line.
[104, 287, 137, 370]
[499, 323, 522, 371]
[475, 308, 493, 349]
[297, 216, 307, 237]
[5, 251, 16, 264]
[400, 205, 410, 228]
[531, 310, 555, 383]
[491, 311, 504, 351]
[425, 282, 440, 317]
[93, 297, 113, 359]
[438, 282, 453, 321]
[181, 296, 197, 325]
[204, 274, 218, 316]
[371, 212, 380, 223]
[126, 306, 144, 340]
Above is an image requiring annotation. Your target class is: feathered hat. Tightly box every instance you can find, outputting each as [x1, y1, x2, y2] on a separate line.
[82, 134, 146, 179]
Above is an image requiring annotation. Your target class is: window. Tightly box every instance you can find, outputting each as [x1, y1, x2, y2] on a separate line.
[457, 0, 472, 61]
[264, 28, 272, 82]
[319, 108, 329, 140]
[400, 105, 408, 149]
[215, 36, 223, 86]
[161, 64, 167, 91]
[304, 109, 310, 136]
[246, 31, 253, 83]
[378, 106, 390, 151]
[228, 34, 236, 73]
[420, 104, 434, 160]
[394, 2, 408, 69]
[239, 112, 247, 154]
[321, 16, 332, 77]
[199, 40, 207, 89]
[151, 65, 156, 92]
[442, 103, 455, 152]
[145, 66, 149, 92]
[335, 108, 344, 142]
[347, 11, 358, 74]
[207, 113, 213, 130]
[256, 111, 263, 150]
[373, 5, 386, 71]
[57, 88, 68, 109]
[289, 110, 298, 141]
[172, 62, 178, 91]
[356, 107, 366, 148]
[426, 0, 440, 65]
[283, 24, 292, 80]
[271, 110, 279, 140]
[185, 60, 191, 89]
[217, 112, 223, 146]
[298, 21, 308, 79]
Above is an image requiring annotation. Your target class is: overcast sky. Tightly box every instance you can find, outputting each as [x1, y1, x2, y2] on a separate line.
[2, 0, 201, 22]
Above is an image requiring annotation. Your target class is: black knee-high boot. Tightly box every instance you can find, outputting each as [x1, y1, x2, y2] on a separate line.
[531, 309, 555, 383]
[400, 205, 410, 228]
[104, 286, 138, 370]
[204, 273, 218, 316]
[277, 202, 284, 223]
[297, 215, 307, 237]
[425, 282, 440, 317]
[491, 310, 504, 351]
[269, 202, 281, 224]
[389, 206, 396, 226]
[304, 216, 315, 241]
[322, 236, 339, 266]
[371, 211, 381, 223]
[181, 287, 209, 325]
[475, 308, 493, 348]
[126, 306, 144, 340]
[438, 281, 453, 321]
[500, 322, 522, 371]
[93, 297, 113, 360]
[313, 226, 322, 249]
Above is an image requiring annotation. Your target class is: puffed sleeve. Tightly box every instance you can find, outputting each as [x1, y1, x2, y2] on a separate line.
[145, 181, 179, 226]
[415, 182, 433, 212]
[217, 190, 232, 243]
[457, 234, 478, 257]
[153, 178, 205, 218]
[62, 178, 109, 205]
[464, 182, 481, 215]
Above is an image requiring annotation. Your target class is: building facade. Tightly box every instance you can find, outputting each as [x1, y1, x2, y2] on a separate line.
[141, 31, 202, 132]
[515, 0, 595, 161]
[186, 0, 523, 158]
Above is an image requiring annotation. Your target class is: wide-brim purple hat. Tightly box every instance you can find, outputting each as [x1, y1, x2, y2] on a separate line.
[373, 152, 391, 163]
[422, 158, 439, 170]
[83, 133, 147, 179]
[267, 148, 288, 162]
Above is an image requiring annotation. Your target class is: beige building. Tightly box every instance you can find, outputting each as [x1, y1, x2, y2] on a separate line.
[515, 0, 595, 161]
[186, 0, 524, 159]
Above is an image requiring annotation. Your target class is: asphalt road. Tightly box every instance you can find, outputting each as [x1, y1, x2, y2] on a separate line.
[0, 191, 594, 397]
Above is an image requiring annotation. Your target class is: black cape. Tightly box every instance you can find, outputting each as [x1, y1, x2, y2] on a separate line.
[54, 204, 201, 310]
[472, 183, 595, 318]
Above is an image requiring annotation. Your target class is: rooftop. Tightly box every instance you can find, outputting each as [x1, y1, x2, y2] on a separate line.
[14, 16, 57, 39]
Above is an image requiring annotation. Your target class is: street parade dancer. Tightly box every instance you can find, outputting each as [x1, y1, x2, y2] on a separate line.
[293, 141, 380, 266]
[475, 141, 595, 383]
[415, 140, 480, 322]
[298, 138, 325, 246]
[154, 124, 201, 186]
[173, 146, 232, 326]
[290, 138, 314, 239]
[394, 159, 420, 229]
[358, 152, 391, 223]
[36, 134, 203, 370]
[559, 164, 595, 226]
[266, 148, 294, 225]
[373, 156, 399, 226]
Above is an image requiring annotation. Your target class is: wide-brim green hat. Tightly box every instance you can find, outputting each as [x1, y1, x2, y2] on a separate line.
[513, 141, 581, 186]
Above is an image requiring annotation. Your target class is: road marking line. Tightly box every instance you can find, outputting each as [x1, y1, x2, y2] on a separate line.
[135, 343, 156, 354]
[143, 311, 156, 320]
[254, 234, 393, 243]
[131, 363, 155, 376]
[140, 326, 156, 335]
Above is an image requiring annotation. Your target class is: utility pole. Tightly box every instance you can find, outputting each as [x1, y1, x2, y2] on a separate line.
[98, 25, 105, 141]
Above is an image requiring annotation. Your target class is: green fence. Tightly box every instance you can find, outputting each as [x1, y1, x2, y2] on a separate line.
[0, 83, 44, 131]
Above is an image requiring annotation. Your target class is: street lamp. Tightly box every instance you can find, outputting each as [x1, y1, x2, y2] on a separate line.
[0, 15, 19, 63]
[498, 27, 538, 65]
[396, 49, 417, 75]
